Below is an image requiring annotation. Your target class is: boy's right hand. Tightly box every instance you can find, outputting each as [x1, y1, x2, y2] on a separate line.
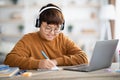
[38, 59, 56, 69]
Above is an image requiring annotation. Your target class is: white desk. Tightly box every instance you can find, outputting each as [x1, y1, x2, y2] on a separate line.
[1, 63, 120, 80]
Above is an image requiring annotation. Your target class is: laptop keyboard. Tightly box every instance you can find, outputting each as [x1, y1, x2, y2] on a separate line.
[63, 64, 88, 70]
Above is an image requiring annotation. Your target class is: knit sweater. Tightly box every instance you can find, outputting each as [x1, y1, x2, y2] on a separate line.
[4, 32, 88, 69]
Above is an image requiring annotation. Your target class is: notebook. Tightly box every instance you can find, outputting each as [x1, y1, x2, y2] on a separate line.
[0, 65, 9, 71]
[0, 65, 19, 77]
[63, 39, 119, 72]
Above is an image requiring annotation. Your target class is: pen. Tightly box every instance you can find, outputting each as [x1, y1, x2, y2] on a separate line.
[41, 51, 49, 59]
[39, 50, 59, 71]
[16, 70, 27, 75]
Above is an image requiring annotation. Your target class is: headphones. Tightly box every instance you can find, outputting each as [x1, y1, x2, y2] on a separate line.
[35, 6, 65, 30]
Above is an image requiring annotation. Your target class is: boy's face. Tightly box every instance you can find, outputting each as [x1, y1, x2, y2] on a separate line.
[39, 22, 61, 41]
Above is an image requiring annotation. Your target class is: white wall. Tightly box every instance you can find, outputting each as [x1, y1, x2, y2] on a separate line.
[115, 0, 120, 61]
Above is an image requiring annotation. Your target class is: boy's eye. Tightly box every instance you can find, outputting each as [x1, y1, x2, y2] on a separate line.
[46, 27, 50, 29]
[55, 28, 59, 30]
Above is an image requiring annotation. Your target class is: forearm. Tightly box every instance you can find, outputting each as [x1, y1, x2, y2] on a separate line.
[4, 54, 40, 70]
[55, 52, 88, 66]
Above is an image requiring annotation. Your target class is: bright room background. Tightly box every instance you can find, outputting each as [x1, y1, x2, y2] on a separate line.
[0, 0, 120, 63]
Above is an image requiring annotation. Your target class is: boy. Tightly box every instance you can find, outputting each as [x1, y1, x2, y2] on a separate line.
[4, 3, 88, 70]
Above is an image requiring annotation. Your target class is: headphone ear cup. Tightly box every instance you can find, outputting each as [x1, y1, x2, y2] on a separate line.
[61, 22, 65, 30]
[35, 18, 40, 28]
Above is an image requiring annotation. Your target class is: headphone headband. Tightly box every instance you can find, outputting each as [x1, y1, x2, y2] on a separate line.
[35, 6, 65, 30]
[39, 6, 62, 15]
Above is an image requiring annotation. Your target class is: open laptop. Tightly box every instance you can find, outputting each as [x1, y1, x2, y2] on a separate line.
[63, 39, 119, 72]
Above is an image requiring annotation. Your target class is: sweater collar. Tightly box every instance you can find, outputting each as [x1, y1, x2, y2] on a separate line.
[37, 31, 56, 42]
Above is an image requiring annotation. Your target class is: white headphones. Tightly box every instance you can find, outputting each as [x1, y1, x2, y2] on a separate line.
[35, 6, 65, 30]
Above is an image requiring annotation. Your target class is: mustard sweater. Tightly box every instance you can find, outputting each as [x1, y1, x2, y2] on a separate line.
[4, 32, 88, 69]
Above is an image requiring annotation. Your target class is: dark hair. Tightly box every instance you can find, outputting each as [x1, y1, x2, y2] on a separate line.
[39, 3, 64, 26]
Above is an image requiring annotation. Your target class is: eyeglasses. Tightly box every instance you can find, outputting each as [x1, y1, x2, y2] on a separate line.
[44, 25, 62, 34]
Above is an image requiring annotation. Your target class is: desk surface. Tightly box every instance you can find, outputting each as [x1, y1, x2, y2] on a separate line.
[1, 63, 120, 80]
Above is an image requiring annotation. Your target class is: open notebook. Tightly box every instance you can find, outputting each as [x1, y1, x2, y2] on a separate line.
[37, 66, 59, 72]
[63, 39, 119, 72]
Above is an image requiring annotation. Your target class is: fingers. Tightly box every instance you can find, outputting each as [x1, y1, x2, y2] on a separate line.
[38, 59, 56, 69]
[51, 59, 58, 65]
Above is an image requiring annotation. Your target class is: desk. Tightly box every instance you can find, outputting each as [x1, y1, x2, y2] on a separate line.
[1, 63, 120, 80]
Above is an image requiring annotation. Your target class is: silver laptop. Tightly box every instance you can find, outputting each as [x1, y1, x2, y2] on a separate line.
[63, 39, 119, 72]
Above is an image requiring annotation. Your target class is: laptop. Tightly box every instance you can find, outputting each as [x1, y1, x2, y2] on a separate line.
[63, 39, 119, 72]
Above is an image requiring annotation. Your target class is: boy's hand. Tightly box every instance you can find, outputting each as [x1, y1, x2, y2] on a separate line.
[38, 59, 56, 69]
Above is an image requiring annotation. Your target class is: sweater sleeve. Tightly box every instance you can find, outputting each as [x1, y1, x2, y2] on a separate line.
[56, 34, 88, 66]
[4, 35, 40, 70]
